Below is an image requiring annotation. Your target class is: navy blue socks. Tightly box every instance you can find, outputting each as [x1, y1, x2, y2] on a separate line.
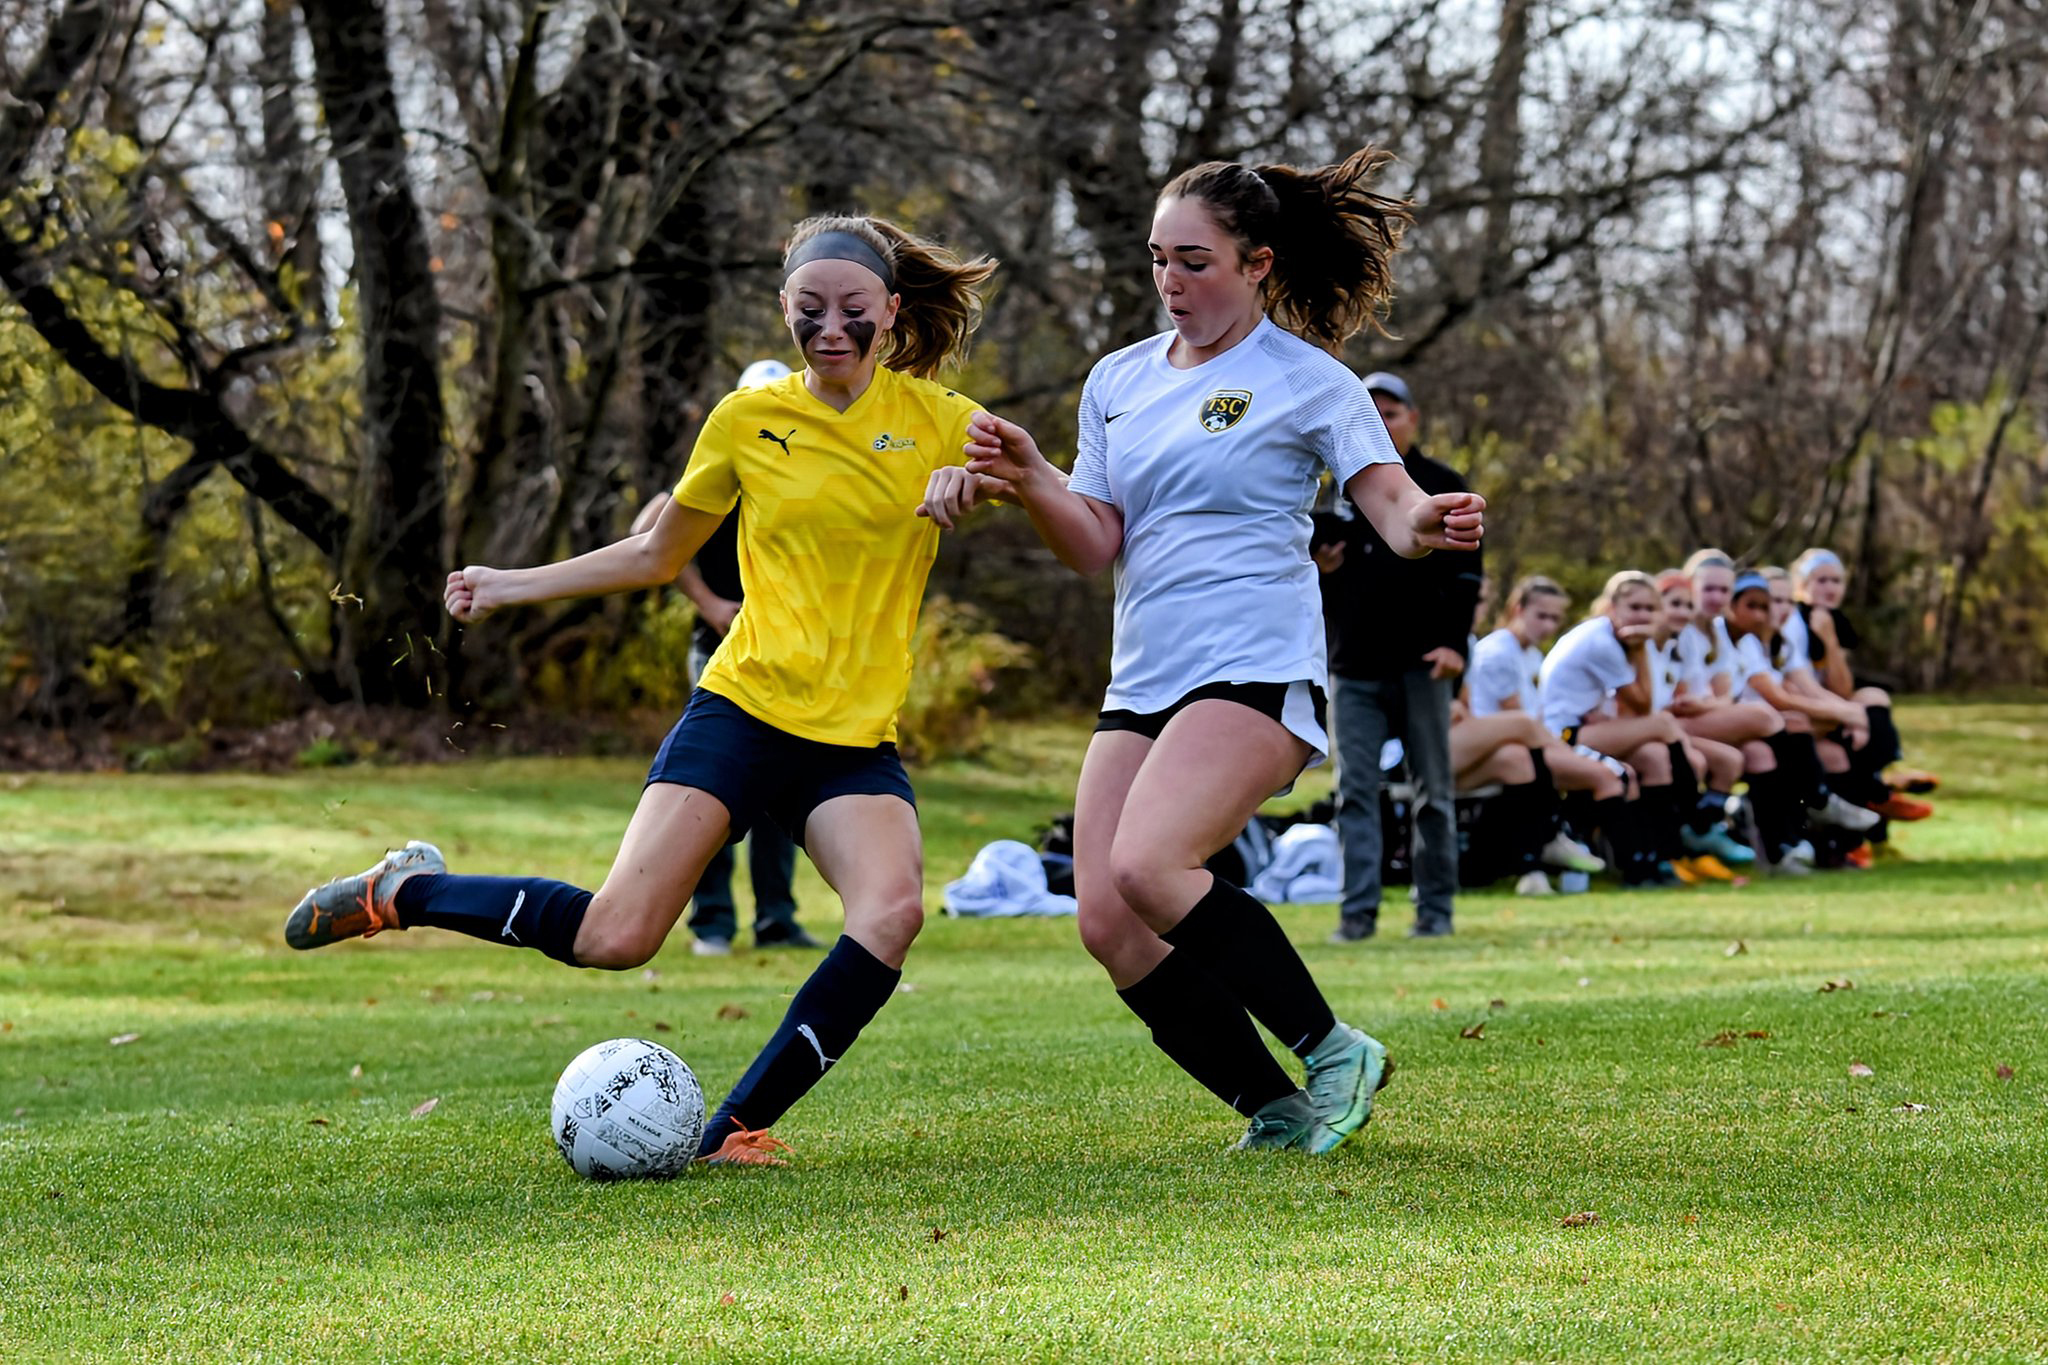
[394, 874, 592, 965]
[697, 935, 899, 1156]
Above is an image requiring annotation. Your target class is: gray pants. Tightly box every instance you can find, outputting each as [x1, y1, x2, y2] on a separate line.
[1331, 670, 1458, 932]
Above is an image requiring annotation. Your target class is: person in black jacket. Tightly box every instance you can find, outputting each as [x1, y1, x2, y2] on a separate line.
[1315, 372, 1484, 939]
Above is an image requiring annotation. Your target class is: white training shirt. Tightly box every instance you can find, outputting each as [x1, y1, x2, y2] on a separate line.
[1675, 618, 1741, 697]
[1538, 617, 1637, 734]
[1734, 631, 1780, 704]
[1776, 612, 1815, 680]
[1650, 637, 1684, 711]
[1069, 317, 1400, 716]
[1467, 627, 1543, 717]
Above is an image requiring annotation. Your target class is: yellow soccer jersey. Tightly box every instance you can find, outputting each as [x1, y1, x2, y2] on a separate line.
[672, 365, 981, 747]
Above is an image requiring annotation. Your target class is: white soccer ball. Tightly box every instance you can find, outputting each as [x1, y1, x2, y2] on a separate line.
[550, 1037, 706, 1181]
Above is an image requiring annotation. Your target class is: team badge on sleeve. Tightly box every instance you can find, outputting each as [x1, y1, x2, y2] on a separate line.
[1199, 389, 1252, 433]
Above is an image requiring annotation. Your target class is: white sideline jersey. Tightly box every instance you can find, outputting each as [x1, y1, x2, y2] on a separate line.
[1538, 617, 1636, 734]
[1676, 618, 1741, 696]
[1069, 317, 1400, 735]
[1467, 627, 1542, 717]
[1777, 611, 1815, 679]
[1735, 631, 1781, 704]
[1650, 637, 1683, 711]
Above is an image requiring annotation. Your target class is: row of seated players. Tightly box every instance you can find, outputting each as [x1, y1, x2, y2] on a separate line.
[1422, 547, 1936, 893]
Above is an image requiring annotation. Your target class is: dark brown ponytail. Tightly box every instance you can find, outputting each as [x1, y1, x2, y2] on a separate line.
[1159, 147, 1414, 351]
[784, 215, 998, 379]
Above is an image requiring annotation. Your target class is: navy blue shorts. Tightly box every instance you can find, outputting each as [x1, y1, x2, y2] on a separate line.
[646, 690, 915, 847]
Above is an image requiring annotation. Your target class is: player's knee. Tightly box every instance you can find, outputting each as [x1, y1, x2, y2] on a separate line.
[1076, 899, 1139, 969]
[1108, 849, 1175, 925]
[1739, 703, 1784, 737]
[1633, 746, 1672, 784]
[573, 922, 664, 971]
[1499, 746, 1536, 785]
[851, 890, 924, 958]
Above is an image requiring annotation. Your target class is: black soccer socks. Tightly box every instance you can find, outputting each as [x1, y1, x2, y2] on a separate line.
[1161, 874, 1337, 1059]
[1118, 949, 1297, 1117]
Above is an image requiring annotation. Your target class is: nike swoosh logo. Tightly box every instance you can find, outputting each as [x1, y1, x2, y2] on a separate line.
[501, 889, 525, 942]
[1105, 411, 1130, 424]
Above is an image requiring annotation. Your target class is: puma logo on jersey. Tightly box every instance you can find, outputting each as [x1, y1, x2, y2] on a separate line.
[758, 427, 796, 456]
[1199, 389, 1252, 433]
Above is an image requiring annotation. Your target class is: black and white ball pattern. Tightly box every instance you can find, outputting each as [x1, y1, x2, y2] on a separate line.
[551, 1038, 706, 1180]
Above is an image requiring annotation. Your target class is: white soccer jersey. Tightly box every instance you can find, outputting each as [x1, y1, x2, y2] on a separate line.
[1538, 617, 1637, 734]
[1777, 612, 1815, 679]
[1650, 637, 1684, 711]
[1068, 317, 1400, 737]
[1735, 631, 1781, 703]
[1467, 628, 1542, 717]
[1676, 618, 1741, 696]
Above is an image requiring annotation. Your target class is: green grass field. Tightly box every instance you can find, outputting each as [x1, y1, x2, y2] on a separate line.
[4, 702, 2047, 1361]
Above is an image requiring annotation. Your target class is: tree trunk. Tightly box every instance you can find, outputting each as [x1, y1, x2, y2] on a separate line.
[301, 0, 450, 706]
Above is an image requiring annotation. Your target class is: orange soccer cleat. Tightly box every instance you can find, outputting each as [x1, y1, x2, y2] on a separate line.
[1870, 793, 1934, 822]
[697, 1127, 794, 1168]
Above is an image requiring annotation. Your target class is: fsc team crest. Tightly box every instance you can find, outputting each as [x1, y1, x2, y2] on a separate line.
[1199, 389, 1252, 433]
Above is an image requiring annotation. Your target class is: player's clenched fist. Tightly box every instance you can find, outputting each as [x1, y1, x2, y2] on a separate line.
[1409, 490, 1485, 552]
[444, 566, 500, 624]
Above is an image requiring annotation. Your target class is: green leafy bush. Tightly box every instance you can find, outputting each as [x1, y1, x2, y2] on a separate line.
[898, 596, 1033, 763]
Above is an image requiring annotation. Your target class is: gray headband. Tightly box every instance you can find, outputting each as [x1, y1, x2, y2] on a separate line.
[783, 230, 896, 293]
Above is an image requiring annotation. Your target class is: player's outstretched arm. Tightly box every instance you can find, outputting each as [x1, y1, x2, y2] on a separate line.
[1343, 462, 1484, 559]
[962, 412, 1123, 575]
[445, 497, 724, 624]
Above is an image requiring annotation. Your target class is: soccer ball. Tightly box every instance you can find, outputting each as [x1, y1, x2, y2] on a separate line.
[550, 1037, 706, 1180]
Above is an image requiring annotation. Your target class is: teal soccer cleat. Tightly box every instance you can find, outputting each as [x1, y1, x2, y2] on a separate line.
[1301, 1022, 1394, 1154]
[1230, 1091, 1319, 1152]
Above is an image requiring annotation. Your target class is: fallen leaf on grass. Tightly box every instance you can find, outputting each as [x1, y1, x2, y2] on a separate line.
[308, 1116, 330, 1126]
[653, 1021, 672, 1032]
[1745, 1030, 1771, 1039]
[716, 1003, 749, 1021]
[1819, 978, 1854, 993]
[719, 1292, 736, 1306]
[898, 1285, 909, 1301]
[2, 1020, 12, 1032]
[409, 1097, 440, 1118]
[109, 1033, 141, 1046]
[1559, 1211, 1599, 1228]
[1773, 1303, 1794, 1314]
[1895, 1102, 1928, 1113]
[1460, 1022, 1486, 1040]
[349, 1064, 363, 1079]
[1431, 998, 1448, 1011]
[930, 1228, 948, 1243]
[1995, 1064, 2015, 1082]
[1489, 998, 1507, 1010]
[531, 1015, 564, 1028]
[1701, 1031, 1740, 1048]
[1725, 941, 1747, 957]
[1848, 1062, 1874, 1077]
[1683, 1213, 1700, 1225]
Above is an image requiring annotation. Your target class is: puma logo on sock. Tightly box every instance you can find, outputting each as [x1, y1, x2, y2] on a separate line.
[501, 889, 525, 942]
[797, 1024, 838, 1072]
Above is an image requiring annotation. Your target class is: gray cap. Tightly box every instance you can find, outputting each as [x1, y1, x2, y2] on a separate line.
[1361, 371, 1414, 407]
